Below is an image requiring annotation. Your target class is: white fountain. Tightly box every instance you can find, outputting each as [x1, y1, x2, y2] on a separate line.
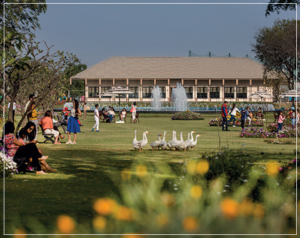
[171, 83, 188, 111]
[151, 86, 162, 110]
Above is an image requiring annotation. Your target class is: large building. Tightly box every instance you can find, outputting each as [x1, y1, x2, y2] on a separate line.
[70, 57, 273, 102]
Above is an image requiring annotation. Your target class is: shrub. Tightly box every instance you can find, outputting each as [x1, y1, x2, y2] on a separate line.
[171, 111, 204, 120]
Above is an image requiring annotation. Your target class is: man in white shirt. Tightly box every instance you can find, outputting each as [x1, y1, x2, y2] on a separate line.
[91, 104, 100, 132]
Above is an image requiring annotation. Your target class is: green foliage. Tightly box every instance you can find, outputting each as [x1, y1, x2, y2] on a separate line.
[171, 111, 205, 120]
[265, 0, 298, 16]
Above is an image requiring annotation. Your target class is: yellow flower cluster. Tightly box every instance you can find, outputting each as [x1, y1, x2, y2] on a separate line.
[57, 215, 76, 234]
[187, 160, 209, 175]
[266, 161, 279, 177]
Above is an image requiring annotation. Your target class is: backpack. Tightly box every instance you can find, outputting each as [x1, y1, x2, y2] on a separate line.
[13, 157, 28, 174]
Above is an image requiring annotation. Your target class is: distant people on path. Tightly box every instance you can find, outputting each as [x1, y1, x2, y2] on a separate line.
[28, 102, 41, 140]
[221, 101, 229, 131]
[131, 102, 137, 123]
[8, 101, 16, 122]
[66, 99, 82, 144]
[92, 104, 100, 132]
[277, 111, 285, 133]
[228, 103, 240, 127]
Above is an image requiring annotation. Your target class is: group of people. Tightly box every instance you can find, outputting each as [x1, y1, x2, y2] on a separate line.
[221, 101, 264, 131]
[277, 108, 299, 133]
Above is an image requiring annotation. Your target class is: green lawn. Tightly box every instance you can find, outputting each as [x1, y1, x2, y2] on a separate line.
[0, 113, 297, 234]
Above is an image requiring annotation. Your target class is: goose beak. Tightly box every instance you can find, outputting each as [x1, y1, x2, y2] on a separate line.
[198, 134, 201, 137]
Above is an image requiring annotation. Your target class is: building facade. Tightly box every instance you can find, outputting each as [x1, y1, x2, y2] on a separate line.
[70, 57, 273, 102]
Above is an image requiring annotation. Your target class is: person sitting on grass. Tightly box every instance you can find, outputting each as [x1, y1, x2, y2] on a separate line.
[40, 110, 65, 144]
[3, 121, 47, 175]
[92, 104, 100, 132]
[277, 111, 285, 133]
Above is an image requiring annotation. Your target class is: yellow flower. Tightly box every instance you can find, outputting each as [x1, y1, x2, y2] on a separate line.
[238, 199, 254, 216]
[121, 168, 132, 180]
[187, 161, 197, 174]
[196, 160, 209, 175]
[57, 215, 75, 234]
[190, 185, 203, 199]
[220, 198, 239, 219]
[14, 229, 26, 238]
[136, 165, 147, 178]
[266, 161, 279, 177]
[122, 235, 143, 238]
[156, 214, 169, 227]
[182, 216, 198, 232]
[253, 203, 265, 219]
[161, 193, 175, 207]
[93, 216, 107, 231]
[114, 206, 135, 221]
[93, 198, 117, 216]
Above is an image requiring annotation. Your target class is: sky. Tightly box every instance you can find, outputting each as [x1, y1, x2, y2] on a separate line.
[28, 0, 298, 68]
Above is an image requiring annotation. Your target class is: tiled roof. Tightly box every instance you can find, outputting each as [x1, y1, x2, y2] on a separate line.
[71, 57, 264, 79]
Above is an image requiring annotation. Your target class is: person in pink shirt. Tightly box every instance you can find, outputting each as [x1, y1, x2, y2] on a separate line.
[39, 110, 61, 144]
[277, 111, 285, 133]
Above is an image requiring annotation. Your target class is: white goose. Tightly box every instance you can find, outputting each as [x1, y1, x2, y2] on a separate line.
[167, 131, 181, 150]
[134, 131, 149, 152]
[160, 131, 168, 150]
[132, 130, 139, 150]
[190, 134, 201, 150]
[190, 131, 196, 142]
[150, 133, 162, 151]
[175, 133, 192, 151]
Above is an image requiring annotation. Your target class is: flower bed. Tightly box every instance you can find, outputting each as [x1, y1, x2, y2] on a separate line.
[171, 111, 204, 120]
[240, 126, 300, 138]
[209, 118, 263, 127]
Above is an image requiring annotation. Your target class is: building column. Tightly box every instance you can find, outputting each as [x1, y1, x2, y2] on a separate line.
[249, 79, 252, 101]
[194, 79, 198, 101]
[181, 79, 184, 85]
[140, 79, 143, 102]
[222, 79, 225, 101]
[208, 79, 211, 102]
[236, 79, 239, 101]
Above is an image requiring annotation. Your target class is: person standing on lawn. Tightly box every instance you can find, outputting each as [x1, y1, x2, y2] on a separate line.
[241, 109, 247, 130]
[245, 107, 251, 126]
[25, 94, 35, 122]
[8, 100, 16, 122]
[221, 101, 229, 131]
[92, 104, 100, 132]
[277, 111, 285, 133]
[66, 99, 82, 144]
[228, 103, 240, 127]
[28, 101, 41, 140]
[291, 109, 296, 128]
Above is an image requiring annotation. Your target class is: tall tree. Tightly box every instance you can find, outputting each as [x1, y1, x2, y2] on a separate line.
[265, 0, 299, 16]
[0, 0, 47, 33]
[252, 19, 300, 91]
[64, 64, 87, 98]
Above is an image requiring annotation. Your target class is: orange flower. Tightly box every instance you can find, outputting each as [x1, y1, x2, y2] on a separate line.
[253, 203, 265, 219]
[93, 216, 107, 231]
[57, 215, 75, 234]
[161, 193, 175, 207]
[156, 214, 169, 227]
[266, 161, 279, 177]
[114, 206, 135, 221]
[220, 198, 239, 219]
[186, 161, 197, 174]
[93, 198, 117, 215]
[190, 185, 203, 199]
[121, 168, 132, 180]
[14, 229, 26, 238]
[238, 199, 254, 216]
[196, 160, 209, 175]
[136, 165, 147, 178]
[182, 216, 198, 232]
[122, 235, 143, 238]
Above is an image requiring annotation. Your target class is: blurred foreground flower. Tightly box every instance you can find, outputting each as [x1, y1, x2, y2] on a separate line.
[238, 199, 253, 216]
[156, 214, 169, 227]
[221, 198, 239, 219]
[14, 229, 26, 238]
[121, 168, 132, 180]
[93, 216, 107, 231]
[266, 161, 279, 177]
[57, 215, 75, 234]
[94, 198, 117, 215]
[252, 203, 265, 219]
[114, 206, 135, 221]
[161, 193, 176, 207]
[196, 160, 209, 175]
[136, 165, 147, 178]
[187, 161, 197, 174]
[190, 185, 203, 199]
[182, 216, 198, 232]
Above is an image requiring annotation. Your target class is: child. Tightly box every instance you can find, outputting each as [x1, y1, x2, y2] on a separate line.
[277, 111, 285, 133]
[241, 109, 247, 129]
[120, 108, 127, 121]
[92, 104, 100, 132]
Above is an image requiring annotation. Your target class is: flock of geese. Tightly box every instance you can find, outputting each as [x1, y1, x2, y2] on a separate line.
[132, 130, 201, 152]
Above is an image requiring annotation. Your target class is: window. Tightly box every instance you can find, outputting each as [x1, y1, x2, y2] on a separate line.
[210, 87, 220, 99]
[101, 87, 111, 98]
[88, 87, 99, 98]
[185, 87, 193, 99]
[197, 87, 207, 99]
[142, 87, 152, 98]
[237, 87, 247, 98]
[225, 87, 235, 98]
[160, 87, 166, 98]
[129, 87, 139, 98]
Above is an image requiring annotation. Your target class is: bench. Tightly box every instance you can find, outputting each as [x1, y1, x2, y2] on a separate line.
[39, 125, 55, 144]
[56, 115, 67, 133]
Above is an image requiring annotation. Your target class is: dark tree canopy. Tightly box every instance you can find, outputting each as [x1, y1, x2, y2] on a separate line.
[0, 0, 47, 33]
[252, 19, 300, 90]
[266, 0, 299, 16]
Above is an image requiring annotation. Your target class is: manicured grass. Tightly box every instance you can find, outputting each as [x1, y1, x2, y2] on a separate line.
[0, 113, 297, 234]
